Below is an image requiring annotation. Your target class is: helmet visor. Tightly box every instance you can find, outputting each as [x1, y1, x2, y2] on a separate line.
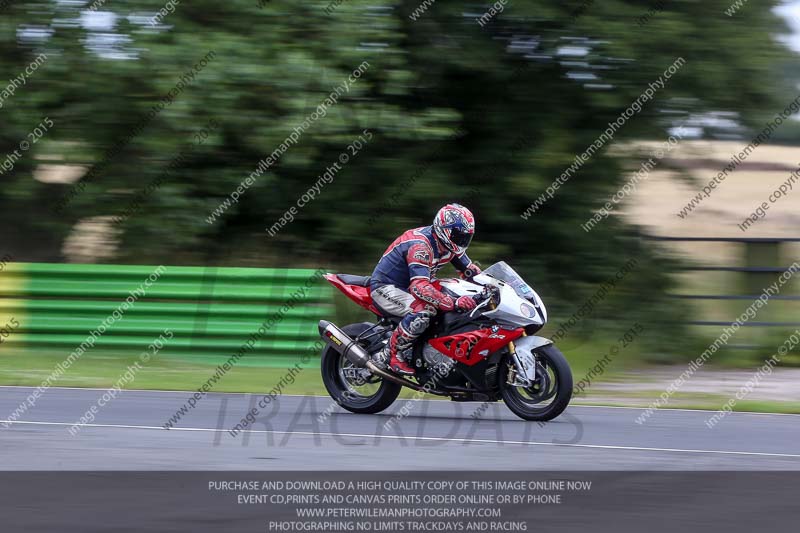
[451, 229, 473, 249]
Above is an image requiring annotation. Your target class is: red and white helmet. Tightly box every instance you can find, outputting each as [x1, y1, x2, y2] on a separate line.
[433, 203, 475, 256]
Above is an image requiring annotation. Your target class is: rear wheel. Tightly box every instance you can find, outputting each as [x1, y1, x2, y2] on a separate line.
[320, 322, 401, 415]
[499, 344, 572, 421]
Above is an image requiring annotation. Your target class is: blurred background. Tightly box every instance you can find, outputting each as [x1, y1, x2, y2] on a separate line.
[1, 0, 798, 410]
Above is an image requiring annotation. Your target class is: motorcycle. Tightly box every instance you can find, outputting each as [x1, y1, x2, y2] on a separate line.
[318, 261, 572, 421]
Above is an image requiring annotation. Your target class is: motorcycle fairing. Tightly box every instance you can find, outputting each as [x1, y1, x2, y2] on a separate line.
[324, 274, 382, 315]
[428, 327, 525, 366]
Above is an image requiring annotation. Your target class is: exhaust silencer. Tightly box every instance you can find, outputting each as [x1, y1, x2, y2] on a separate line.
[318, 320, 450, 396]
[318, 320, 370, 367]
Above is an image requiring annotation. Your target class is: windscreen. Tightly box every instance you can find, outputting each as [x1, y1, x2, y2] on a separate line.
[482, 261, 535, 300]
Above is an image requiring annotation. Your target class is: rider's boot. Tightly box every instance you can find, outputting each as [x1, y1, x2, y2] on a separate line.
[387, 326, 415, 376]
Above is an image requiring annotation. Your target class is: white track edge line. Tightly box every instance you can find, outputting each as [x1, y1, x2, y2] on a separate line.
[3, 419, 800, 459]
[0, 385, 797, 417]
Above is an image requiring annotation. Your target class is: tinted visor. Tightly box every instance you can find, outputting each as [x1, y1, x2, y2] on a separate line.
[451, 229, 473, 248]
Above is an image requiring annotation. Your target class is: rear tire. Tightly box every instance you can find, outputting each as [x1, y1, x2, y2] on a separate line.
[320, 322, 401, 415]
[499, 344, 572, 421]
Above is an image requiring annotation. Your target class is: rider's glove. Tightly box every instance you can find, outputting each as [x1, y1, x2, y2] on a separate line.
[460, 263, 482, 280]
[455, 295, 477, 311]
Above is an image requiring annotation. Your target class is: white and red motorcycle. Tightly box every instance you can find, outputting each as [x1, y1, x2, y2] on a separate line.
[318, 262, 572, 421]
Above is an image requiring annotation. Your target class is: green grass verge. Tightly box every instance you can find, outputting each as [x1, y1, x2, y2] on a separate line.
[0, 349, 324, 395]
[0, 336, 627, 397]
[3, 348, 798, 414]
[576, 390, 800, 414]
[0, 349, 436, 400]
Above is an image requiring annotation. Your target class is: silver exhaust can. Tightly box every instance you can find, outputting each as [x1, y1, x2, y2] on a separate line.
[318, 320, 370, 367]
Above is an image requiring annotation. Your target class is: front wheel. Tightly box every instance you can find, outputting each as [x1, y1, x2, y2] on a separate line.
[320, 322, 401, 415]
[499, 344, 572, 421]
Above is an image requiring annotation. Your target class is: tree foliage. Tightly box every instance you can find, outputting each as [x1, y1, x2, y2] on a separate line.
[0, 0, 793, 357]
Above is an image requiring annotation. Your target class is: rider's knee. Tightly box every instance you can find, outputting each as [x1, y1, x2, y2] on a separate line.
[405, 310, 433, 336]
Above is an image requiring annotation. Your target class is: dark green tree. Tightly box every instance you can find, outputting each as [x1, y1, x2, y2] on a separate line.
[0, 0, 793, 359]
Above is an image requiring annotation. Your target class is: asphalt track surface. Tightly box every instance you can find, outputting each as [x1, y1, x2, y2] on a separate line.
[1, 385, 799, 470]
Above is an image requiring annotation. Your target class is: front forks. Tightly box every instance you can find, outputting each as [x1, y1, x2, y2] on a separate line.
[507, 337, 535, 388]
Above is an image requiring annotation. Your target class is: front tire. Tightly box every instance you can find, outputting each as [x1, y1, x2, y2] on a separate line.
[320, 322, 401, 415]
[499, 344, 572, 421]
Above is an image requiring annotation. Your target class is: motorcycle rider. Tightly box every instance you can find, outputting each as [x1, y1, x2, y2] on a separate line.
[370, 204, 482, 375]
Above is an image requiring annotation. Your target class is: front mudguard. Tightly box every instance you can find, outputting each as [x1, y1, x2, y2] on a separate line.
[511, 335, 554, 383]
[515, 335, 553, 352]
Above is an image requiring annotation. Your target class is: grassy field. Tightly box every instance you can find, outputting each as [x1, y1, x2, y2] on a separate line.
[577, 388, 800, 414]
[0, 332, 629, 399]
[0, 349, 323, 395]
[3, 343, 798, 414]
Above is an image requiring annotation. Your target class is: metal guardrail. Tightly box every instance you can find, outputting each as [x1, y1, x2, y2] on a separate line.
[645, 237, 800, 242]
[644, 235, 800, 337]
[0, 263, 332, 364]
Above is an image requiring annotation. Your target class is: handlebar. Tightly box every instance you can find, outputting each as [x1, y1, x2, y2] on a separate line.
[438, 278, 499, 314]
[458, 286, 497, 316]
